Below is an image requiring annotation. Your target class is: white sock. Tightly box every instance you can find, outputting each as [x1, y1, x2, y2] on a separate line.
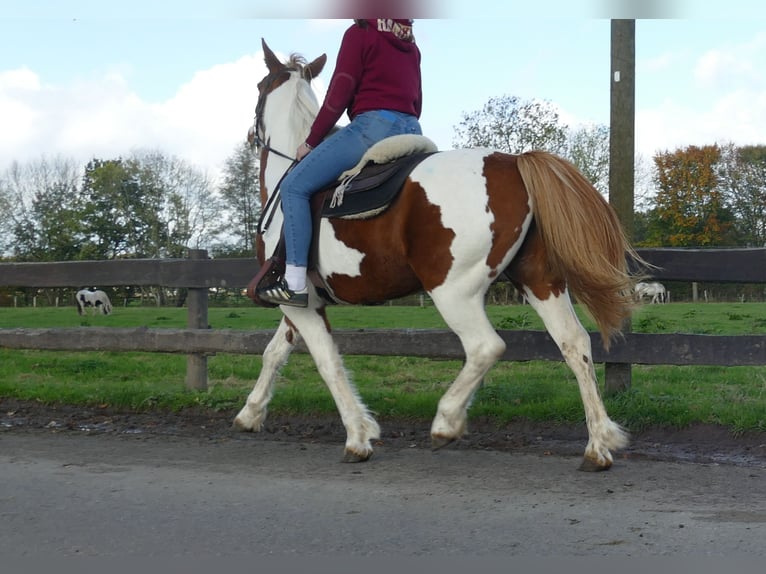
[284, 264, 307, 292]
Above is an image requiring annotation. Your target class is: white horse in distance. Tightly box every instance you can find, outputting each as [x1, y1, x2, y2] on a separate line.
[635, 281, 667, 304]
[75, 289, 113, 315]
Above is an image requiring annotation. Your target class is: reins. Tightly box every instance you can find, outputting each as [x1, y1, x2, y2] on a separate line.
[252, 132, 297, 163]
[256, 159, 297, 235]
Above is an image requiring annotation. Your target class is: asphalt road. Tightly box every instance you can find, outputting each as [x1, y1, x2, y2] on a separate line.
[1, 430, 764, 557]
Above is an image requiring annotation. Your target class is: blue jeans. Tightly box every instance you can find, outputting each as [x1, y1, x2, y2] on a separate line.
[280, 110, 422, 268]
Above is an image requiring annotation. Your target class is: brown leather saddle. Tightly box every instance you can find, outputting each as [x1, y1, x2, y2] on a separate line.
[247, 151, 435, 307]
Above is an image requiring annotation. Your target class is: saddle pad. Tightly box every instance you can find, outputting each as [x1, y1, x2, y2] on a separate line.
[320, 151, 435, 219]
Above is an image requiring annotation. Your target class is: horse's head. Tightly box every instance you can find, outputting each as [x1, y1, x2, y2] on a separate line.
[249, 40, 328, 260]
[248, 39, 327, 154]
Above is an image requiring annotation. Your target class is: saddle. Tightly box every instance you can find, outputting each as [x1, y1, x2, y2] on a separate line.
[247, 135, 438, 307]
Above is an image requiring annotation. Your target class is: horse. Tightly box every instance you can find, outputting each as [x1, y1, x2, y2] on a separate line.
[75, 288, 113, 316]
[635, 281, 666, 304]
[234, 39, 647, 471]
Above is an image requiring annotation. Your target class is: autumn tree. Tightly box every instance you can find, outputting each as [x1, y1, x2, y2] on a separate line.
[648, 145, 737, 246]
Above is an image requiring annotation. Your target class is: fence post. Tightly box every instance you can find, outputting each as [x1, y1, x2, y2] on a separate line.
[185, 249, 209, 390]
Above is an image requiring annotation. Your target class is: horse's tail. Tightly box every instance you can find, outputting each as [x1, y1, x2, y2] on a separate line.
[515, 150, 647, 349]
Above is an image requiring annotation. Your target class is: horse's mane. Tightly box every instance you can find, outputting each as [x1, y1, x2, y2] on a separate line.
[282, 53, 319, 142]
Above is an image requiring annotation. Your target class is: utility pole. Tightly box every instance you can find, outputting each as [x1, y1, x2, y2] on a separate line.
[605, 19, 635, 395]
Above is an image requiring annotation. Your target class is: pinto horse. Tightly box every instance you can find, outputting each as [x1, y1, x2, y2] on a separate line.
[234, 39, 646, 471]
[75, 288, 113, 316]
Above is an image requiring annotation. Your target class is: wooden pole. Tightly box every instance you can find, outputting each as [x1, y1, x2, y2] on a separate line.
[605, 19, 636, 395]
[185, 249, 209, 390]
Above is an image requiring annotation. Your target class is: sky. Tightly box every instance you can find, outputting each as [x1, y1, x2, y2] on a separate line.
[2, 1, 766, 183]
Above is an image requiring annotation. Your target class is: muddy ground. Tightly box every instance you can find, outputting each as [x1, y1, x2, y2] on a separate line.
[2, 398, 765, 467]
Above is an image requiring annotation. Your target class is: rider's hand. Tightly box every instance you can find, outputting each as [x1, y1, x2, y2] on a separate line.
[296, 142, 313, 161]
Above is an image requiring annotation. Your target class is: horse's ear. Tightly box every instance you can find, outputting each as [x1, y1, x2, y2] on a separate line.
[261, 38, 283, 73]
[305, 54, 327, 82]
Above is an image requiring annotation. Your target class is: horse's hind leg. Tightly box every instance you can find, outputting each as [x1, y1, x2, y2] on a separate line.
[428, 290, 506, 448]
[233, 317, 298, 432]
[522, 289, 628, 470]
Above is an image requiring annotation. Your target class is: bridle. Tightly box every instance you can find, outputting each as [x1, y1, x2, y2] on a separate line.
[252, 69, 303, 235]
[251, 69, 298, 162]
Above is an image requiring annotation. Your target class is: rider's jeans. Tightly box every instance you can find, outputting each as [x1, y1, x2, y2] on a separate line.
[280, 109, 422, 268]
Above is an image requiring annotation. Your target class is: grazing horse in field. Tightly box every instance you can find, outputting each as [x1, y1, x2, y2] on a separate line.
[635, 281, 667, 304]
[75, 289, 113, 316]
[234, 39, 646, 471]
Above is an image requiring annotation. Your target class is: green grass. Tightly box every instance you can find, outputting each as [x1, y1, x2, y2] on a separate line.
[1, 303, 765, 434]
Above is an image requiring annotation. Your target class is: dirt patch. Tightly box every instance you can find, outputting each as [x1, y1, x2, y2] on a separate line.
[2, 398, 765, 467]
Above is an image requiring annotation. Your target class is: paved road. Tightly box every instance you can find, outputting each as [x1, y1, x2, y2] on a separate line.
[1, 430, 764, 557]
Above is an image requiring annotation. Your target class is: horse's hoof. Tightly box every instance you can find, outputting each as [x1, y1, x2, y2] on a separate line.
[578, 455, 612, 472]
[231, 418, 252, 432]
[342, 449, 372, 463]
[431, 435, 456, 451]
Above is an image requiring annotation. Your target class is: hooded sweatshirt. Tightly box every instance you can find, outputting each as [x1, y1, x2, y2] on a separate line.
[305, 19, 422, 149]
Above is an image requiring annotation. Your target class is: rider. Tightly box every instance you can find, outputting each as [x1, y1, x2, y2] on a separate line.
[257, 18, 423, 308]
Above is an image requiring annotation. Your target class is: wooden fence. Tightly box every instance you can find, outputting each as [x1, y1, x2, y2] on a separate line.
[1, 248, 765, 392]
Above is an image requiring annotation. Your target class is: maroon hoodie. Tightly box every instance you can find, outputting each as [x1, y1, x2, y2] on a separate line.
[305, 19, 422, 149]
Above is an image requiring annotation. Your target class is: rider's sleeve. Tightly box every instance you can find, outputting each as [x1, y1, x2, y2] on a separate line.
[305, 25, 365, 148]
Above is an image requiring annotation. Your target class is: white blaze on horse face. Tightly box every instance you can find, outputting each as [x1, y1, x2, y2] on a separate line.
[261, 76, 306, 190]
[259, 75, 311, 258]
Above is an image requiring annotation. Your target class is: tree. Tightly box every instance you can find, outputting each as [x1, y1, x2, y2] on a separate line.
[565, 123, 610, 195]
[453, 95, 568, 155]
[79, 158, 141, 259]
[0, 157, 83, 261]
[718, 143, 766, 247]
[215, 141, 261, 257]
[649, 145, 737, 246]
[452, 95, 614, 196]
[78, 152, 219, 261]
[129, 150, 220, 258]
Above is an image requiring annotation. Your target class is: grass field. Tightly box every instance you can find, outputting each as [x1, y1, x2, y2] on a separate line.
[1, 302, 765, 433]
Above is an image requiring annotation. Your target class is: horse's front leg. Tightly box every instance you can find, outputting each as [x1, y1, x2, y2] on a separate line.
[282, 307, 380, 462]
[233, 317, 297, 432]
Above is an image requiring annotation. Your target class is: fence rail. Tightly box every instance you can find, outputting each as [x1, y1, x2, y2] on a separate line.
[2, 248, 766, 288]
[0, 327, 764, 366]
[1, 247, 765, 390]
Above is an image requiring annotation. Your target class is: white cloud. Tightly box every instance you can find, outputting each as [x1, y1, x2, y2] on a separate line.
[642, 52, 675, 74]
[694, 33, 766, 91]
[0, 55, 266, 181]
[154, 54, 264, 173]
[634, 33, 766, 157]
[636, 86, 766, 158]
